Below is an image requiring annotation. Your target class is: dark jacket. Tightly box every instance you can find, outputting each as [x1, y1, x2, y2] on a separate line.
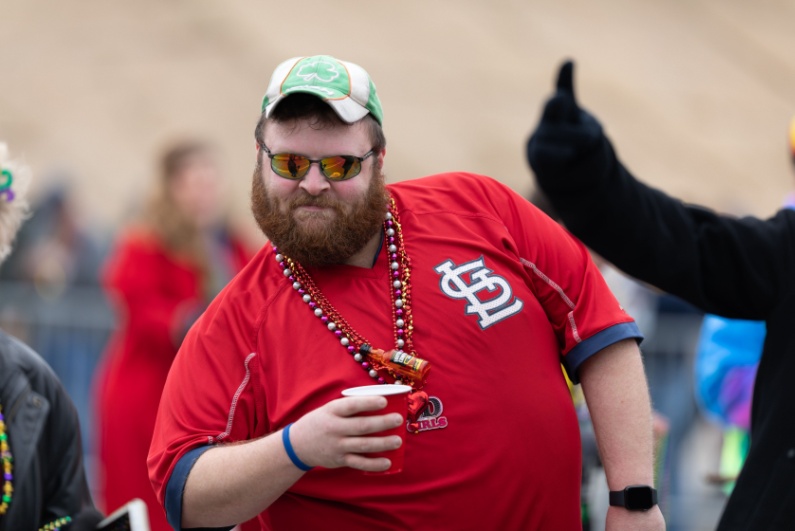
[0, 330, 95, 531]
[533, 129, 795, 530]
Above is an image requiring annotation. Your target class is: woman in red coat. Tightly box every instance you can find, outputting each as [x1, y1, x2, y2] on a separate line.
[94, 140, 253, 531]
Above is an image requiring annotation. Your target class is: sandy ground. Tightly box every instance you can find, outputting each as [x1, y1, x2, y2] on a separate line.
[2, 0, 795, 234]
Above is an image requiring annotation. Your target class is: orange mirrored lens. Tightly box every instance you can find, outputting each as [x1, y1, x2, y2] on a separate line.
[320, 156, 360, 181]
[271, 154, 311, 179]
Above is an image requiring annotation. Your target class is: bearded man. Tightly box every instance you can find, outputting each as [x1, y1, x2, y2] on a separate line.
[148, 55, 665, 531]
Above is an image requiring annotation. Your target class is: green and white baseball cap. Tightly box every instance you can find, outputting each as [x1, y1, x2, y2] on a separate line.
[261, 55, 383, 125]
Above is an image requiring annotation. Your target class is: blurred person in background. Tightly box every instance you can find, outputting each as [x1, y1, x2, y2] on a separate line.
[93, 139, 253, 531]
[0, 182, 106, 296]
[0, 143, 102, 530]
[528, 60, 795, 530]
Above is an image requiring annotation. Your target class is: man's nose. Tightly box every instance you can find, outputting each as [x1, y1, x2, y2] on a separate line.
[298, 162, 330, 195]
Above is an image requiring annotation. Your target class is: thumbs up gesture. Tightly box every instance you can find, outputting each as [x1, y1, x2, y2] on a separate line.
[526, 60, 605, 180]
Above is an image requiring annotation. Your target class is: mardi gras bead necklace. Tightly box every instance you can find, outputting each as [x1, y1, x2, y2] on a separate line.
[0, 404, 12, 516]
[0, 168, 15, 202]
[1, 403, 73, 530]
[39, 516, 72, 530]
[274, 196, 430, 390]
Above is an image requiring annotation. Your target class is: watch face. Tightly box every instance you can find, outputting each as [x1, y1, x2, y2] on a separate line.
[625, 486, 655, 510]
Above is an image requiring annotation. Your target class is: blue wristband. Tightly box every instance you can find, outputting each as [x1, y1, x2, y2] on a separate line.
[282, 423, 313, 471]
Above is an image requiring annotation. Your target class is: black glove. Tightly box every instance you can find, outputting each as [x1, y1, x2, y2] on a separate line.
[526, 60, 605, 182]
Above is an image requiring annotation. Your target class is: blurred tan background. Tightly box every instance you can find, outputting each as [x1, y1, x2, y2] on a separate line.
[2, 0, 795, 235]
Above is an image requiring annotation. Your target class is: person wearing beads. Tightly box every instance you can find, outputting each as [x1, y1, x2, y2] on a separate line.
[148, 55, 664, 531]
[0, 143, 100, 530]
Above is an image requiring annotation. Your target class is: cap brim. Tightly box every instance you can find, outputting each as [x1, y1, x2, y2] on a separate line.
[264, 91, 370, 124]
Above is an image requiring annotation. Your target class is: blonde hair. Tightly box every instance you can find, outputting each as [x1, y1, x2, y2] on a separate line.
[0, 143, 32, 263]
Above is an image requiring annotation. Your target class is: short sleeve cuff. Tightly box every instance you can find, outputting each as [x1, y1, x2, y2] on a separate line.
[562, 322, 643, 384]
[165, 445, 234, 531]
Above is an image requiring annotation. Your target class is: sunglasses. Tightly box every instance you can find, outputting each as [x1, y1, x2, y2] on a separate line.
[260, 143, 376, 182]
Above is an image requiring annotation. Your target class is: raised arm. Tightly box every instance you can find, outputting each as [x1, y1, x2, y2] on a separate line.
[527, 61, 790, 319]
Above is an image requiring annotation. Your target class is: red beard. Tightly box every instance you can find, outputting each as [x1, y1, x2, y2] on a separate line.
[251, 160, 388, 267]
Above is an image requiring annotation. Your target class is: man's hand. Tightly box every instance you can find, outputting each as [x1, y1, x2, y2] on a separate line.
[182, 395, 404, 527]
[288, 396, 404, 472]
[526, 60, 604, 178]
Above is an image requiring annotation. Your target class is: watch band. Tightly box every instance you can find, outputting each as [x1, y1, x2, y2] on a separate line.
[609, 485, 658, 511]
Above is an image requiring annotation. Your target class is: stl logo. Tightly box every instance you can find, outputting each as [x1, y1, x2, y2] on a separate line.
[435, 256, 523, 329]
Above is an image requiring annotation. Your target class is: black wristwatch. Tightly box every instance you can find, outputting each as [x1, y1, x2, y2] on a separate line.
[609, 485, 658, 511]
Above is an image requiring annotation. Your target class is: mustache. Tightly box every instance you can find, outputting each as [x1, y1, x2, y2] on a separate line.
[289, 193, 339, 210]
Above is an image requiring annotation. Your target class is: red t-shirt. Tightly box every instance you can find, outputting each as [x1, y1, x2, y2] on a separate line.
[149, 173, 640, 530]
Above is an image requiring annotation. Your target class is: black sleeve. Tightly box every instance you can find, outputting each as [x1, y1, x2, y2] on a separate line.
[37, 361, 95, 524]
[534, 134, 794, 320]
